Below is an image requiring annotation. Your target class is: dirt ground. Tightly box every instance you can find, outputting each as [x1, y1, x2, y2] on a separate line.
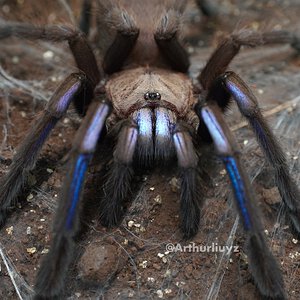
[0, 1, 299, 299]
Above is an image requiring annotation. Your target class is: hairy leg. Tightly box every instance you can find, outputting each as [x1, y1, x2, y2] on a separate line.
[199, 103, 285, 299]
[100, 122, 138, 227]
[0, 22, 100, 113]
[221, 71, 300, 233]
[155, 9, 190, 72]
[34, 98, 111, 299]
[173, 123, 203, 239]
[79, 0, 92, 35]
[0, 73, 85, 227]
[195, 0, 218, 17]
[199, 30, 300, 89]
[94, 1, 139, 74]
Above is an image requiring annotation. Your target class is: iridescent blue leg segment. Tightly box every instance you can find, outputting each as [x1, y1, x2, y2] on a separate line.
[173, 124, 203, 239]
[200, 104, 286, 299]
[34, 100, 111, 299]
[223, 71, 300, 233]
[0, 73, 85, 227]
[100, 122, 138, 227]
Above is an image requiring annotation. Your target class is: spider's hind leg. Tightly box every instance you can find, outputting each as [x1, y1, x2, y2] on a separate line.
[154, 6, 190, 72]
[199, 30, 300, 90]
[79, 0, 92, 35]
[0, 73, 85, 227]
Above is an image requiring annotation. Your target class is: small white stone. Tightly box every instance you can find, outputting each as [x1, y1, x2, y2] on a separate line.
[156, 290, 163, 298]
[154, 195, 162, 204]
[139, 260, 147, 268]
[6, 226, 13, 235]
[164, 289, 172, 294]
[43, 50, 54, 59]
[12, 56, 19, 64]
[27, 193, 34, 201]
[128, 220, 134, 228]
[26, 227, 31, 235]
[292, 238, 298, 244]
[147, 277, 155, 283]
[27, 247, 37, 254]
[157, 253, 164, 258]
[257, 89, 264, 95]
[220, 169, 226, 175]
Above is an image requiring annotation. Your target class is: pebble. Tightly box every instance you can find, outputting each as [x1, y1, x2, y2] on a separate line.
[26, 227, 31, 235]
[153, 195, 162, 204]
[78, 242, 125, 283]
[6, 226, 13, 235]
[43, 50, 54, 59]
[27, 247, 37, 254]
[156, 290, 163, 298]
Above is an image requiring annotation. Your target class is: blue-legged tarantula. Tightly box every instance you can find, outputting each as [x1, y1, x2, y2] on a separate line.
[0, 0, 299, 299]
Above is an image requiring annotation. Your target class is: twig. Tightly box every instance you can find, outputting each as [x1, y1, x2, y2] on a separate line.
[231, 95, 300, 131]
[0, 243, 34, 300]
[0, 65, 48, 101]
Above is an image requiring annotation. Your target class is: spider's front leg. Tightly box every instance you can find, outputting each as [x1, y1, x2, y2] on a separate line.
[198, 104, 286, 299]
[0, 73, 85, 227]
[34, 98, 111, 299]
[221, 71, 300, 233]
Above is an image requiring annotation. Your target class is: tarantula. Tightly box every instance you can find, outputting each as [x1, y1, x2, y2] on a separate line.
[0, 0, 299, 299]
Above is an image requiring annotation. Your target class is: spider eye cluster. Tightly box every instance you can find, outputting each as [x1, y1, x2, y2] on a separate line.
[144, 92, 161, 101]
